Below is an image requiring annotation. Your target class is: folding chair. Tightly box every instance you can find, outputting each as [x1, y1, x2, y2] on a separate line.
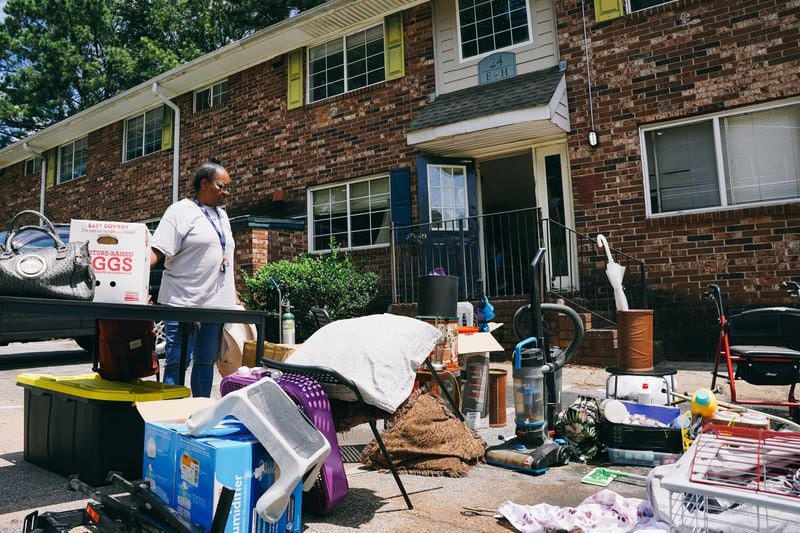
[309, 306, 333, 330]
[259, 358, 415, 510]
[306, 307, 463, 419]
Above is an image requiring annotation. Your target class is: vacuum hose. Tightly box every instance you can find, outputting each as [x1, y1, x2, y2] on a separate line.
[512, 303, 585, 372]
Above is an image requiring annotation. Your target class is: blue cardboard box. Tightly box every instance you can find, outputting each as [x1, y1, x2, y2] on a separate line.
[172, 423, 302, 533]
[253, 484, 302, 533]
[252, 458, 303, 533]
[142, 421, 186, 506]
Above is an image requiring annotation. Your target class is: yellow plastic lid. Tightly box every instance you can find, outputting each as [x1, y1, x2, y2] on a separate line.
[16, 373, 191, 403]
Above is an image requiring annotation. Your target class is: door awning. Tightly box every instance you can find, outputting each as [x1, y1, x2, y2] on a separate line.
[406, 65, 569, 158]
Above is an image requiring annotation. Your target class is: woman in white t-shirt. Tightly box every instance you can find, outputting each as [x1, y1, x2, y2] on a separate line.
[150, 157, 237, 396]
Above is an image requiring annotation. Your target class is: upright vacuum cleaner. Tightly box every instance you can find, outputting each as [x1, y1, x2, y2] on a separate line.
[485, 248, 584, 475]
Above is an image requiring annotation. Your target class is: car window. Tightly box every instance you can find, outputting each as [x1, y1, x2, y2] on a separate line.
[0, 226, 71, 252]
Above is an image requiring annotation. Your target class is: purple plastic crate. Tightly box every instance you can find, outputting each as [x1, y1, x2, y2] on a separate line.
[220, 368, 348, 515]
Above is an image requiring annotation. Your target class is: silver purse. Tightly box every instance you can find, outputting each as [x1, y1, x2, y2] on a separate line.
[0, 210, 96, 301]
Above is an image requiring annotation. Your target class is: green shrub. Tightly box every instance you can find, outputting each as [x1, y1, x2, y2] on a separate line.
[242, 243, 382, 342]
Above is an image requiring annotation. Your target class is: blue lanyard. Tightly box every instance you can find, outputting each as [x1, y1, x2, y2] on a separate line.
[193, 198, 226, 251]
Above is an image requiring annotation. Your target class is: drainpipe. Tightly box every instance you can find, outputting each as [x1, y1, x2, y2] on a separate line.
[151, 82, 181, 204]
[23, 142, 46, 216]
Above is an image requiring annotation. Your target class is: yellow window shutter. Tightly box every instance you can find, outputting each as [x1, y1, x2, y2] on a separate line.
[595, 0, 624, 22]
[384, 12, 405, 81]
[161, 105, 173, 150]
[287, 49, 304, 110]
[46, 149, 56, 189]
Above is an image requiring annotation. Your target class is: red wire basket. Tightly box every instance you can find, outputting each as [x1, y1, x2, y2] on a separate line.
[688, 424, 800, 501]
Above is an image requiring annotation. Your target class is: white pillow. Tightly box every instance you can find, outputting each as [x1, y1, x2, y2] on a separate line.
[287, 313, 441, 413]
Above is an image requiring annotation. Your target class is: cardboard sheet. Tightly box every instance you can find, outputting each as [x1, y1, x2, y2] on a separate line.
[458, 331, 504, 354]
[136, 397, 216, 423]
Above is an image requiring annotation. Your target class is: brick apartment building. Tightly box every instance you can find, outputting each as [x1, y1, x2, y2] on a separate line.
[557, 0, 800, 357]
[0, 0, 797, 359]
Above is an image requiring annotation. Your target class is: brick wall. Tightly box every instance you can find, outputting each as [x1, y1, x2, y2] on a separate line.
[556, 0, 800, 358]
[5, 160, 40, 221]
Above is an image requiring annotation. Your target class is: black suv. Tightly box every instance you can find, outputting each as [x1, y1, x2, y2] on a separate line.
[0, 224, 165, 354]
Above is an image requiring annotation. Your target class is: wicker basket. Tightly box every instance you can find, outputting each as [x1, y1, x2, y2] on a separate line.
[242, 340, 298, 367]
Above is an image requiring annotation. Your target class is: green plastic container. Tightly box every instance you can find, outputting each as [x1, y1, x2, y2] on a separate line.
[16, 373, 190, 485]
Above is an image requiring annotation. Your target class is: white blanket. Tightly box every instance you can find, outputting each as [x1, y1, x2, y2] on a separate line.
[287, 314, 441, 413]
[499, 490, 668, 533]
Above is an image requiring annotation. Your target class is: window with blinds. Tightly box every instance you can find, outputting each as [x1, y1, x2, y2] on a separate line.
[721, 106, 800, 205]
[643, 101, 800, 215]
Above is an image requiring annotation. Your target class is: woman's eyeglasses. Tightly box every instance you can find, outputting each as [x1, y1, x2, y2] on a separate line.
[214, 181, 233, 192]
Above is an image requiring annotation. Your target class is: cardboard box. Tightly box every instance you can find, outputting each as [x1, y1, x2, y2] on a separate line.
[143, 421, 185, 506]
[140, 398, 216, 507]
[175, 428, 267, 533]
[253, 483, 303, 533]
[69, 219, 151, 304]
[138, 398, 302, 533]
[242, 341, 299, 367]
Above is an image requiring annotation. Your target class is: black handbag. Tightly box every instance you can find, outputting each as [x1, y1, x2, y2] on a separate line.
[0, 210, 96, 301]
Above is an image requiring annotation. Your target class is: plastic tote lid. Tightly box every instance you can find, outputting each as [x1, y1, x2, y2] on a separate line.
[602, 399, 629, 424]
[16, 373, 190, 403]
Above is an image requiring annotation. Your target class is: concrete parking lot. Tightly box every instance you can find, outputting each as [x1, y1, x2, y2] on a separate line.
[0, 340, 793, 532]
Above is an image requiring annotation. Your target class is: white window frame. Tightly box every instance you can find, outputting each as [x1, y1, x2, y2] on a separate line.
[24, 156, 42, 176]
[57, 137, 88, 184]
[194, 79, 229, 112]
[123, 107, 163, 162]
[307, 174, 392, 252]
[626, 0, 678, 14]
[455, 0, 534, 63]
[427, 164, 469, 230]
[307, 23, 386, 104]
[642, 98, 800, 217]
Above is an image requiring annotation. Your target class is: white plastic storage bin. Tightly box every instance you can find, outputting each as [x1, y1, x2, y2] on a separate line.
[607, 447, 681, 467]
[606, 374, 677, 406]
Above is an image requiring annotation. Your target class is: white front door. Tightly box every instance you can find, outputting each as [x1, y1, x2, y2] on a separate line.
[534, 143, 577, 290]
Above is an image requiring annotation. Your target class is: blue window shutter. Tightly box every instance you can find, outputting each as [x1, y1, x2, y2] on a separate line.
[390, 167, 411, 226]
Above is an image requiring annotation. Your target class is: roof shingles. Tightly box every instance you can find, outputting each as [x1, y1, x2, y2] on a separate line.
[408, 65, 563, 132]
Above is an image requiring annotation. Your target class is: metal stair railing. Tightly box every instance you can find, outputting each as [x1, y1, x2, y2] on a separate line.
[390, 209, 646, 326]
[543, 218, 647, 327]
